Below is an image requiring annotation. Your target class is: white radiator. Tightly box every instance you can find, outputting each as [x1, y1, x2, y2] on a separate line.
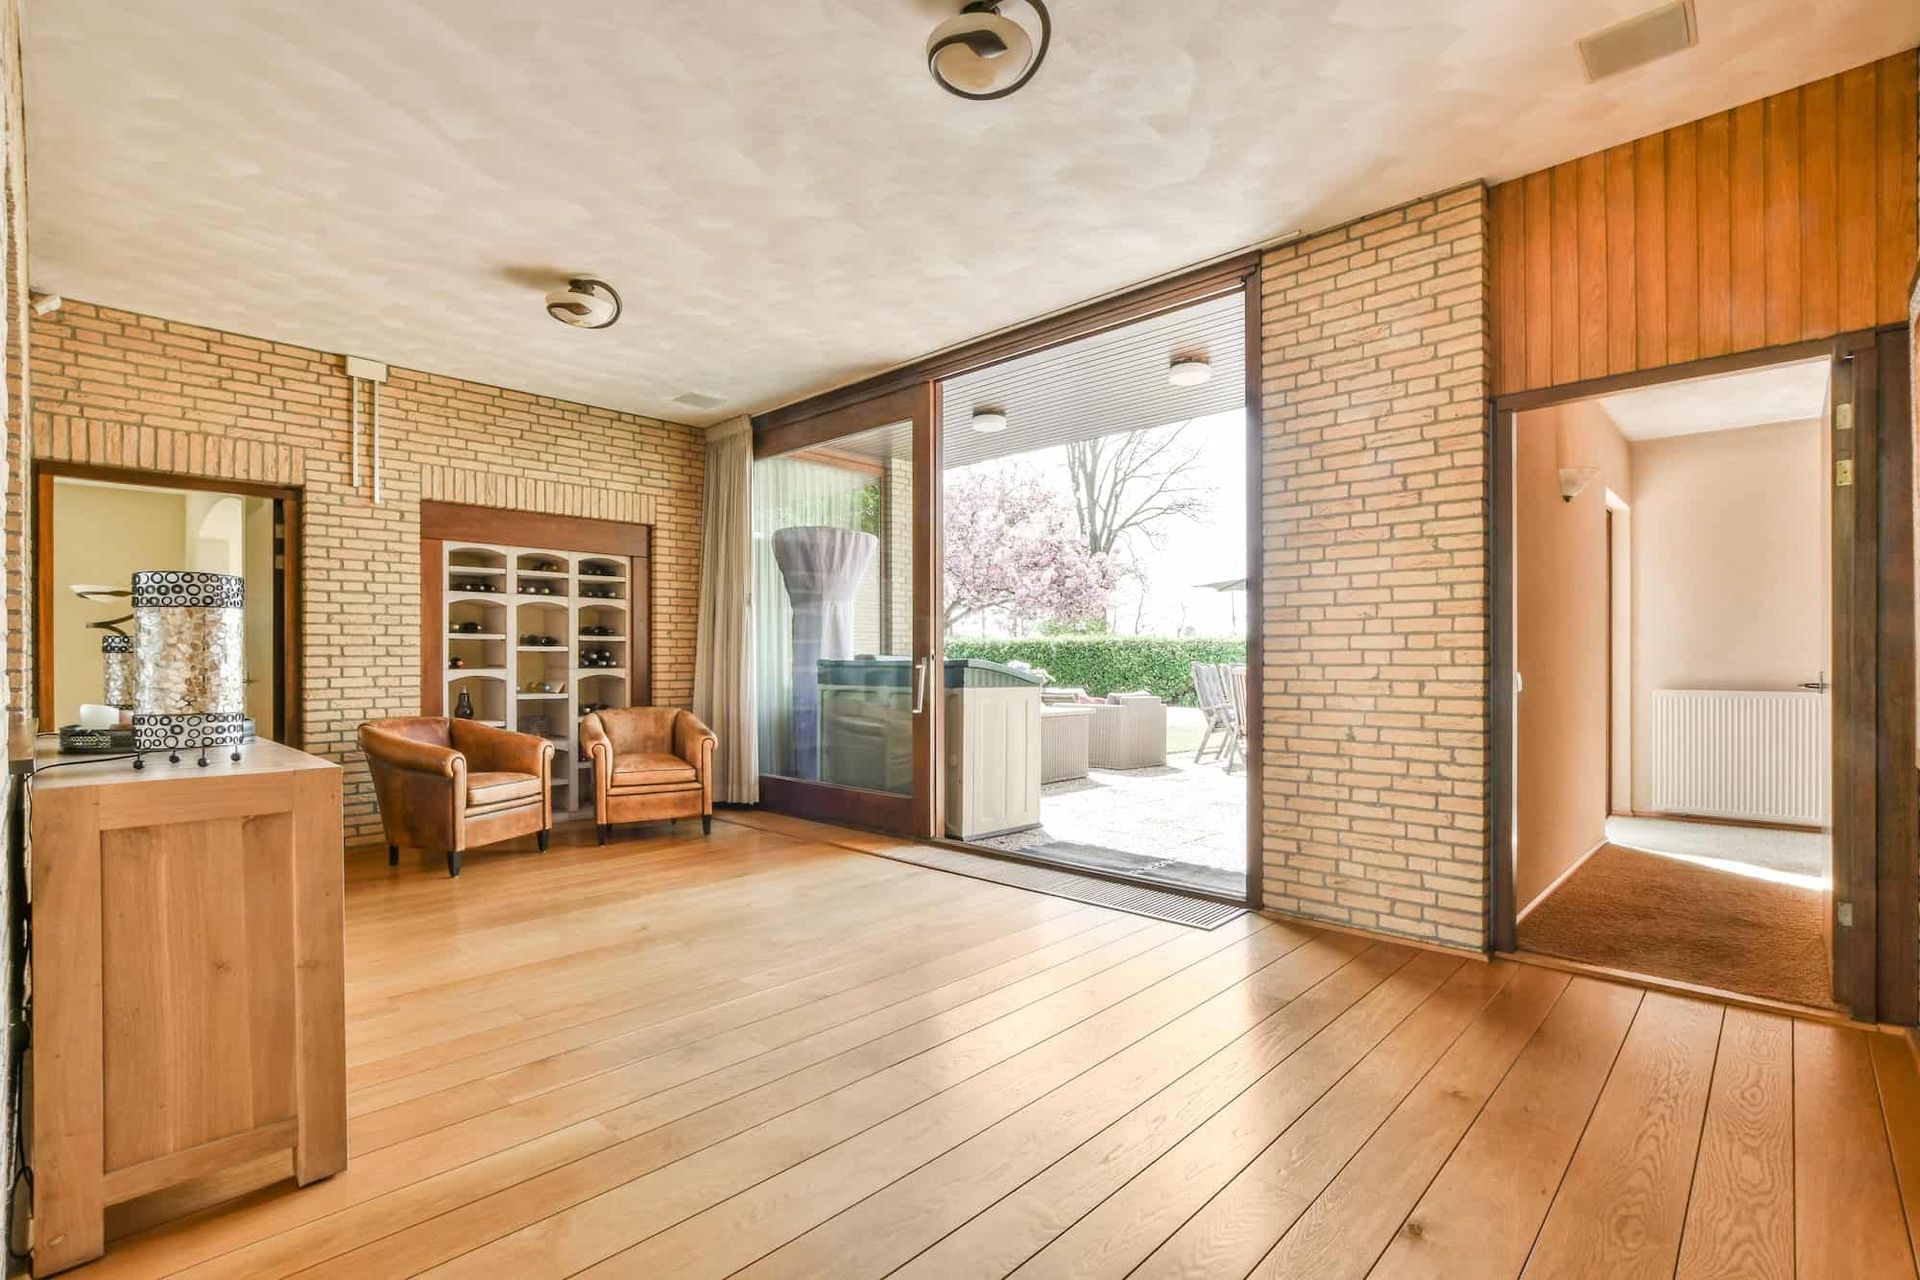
[1650, 689, 1829, 826]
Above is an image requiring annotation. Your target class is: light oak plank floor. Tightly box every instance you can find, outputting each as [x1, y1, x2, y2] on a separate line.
[72, 814, 1920, 1279]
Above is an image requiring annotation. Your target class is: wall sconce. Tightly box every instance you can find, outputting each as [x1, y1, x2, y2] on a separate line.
[1558, 466, 1600, 503]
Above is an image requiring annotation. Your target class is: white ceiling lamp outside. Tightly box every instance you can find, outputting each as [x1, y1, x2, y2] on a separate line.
[544, 277, 623, 330]
[926, 1, 1051, 101]
[970, 409, 1008, 434]
[1168, 356, 1213, 387]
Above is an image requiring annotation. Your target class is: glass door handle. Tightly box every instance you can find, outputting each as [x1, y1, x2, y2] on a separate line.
[911, 658, 930, 715]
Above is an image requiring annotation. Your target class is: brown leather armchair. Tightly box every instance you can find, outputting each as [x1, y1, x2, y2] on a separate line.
[581, 707, 716, 842]
[359, 717, 554, 877]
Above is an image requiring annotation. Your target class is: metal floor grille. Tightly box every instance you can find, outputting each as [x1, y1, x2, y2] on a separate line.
[871, 844, 1247, 929]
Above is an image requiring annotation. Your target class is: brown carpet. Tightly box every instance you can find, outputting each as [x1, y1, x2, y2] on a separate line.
[1518, 843, 1832, 1008]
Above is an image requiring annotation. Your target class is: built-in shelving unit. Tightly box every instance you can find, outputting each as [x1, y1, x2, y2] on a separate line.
[441, 542, 632, 817]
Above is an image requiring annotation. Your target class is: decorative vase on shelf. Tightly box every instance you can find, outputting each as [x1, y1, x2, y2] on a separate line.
[454, 689, 475, 719]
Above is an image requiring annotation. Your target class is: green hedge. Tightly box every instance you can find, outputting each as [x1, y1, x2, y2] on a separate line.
[945, 636, 1246, 705]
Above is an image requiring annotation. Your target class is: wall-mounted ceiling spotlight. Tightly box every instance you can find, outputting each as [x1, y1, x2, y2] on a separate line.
[927, 1, 1051, 101]
[544, 277, 623, 330]
[1168, 356, 1213, 387]
[970, 409, 1009, 434]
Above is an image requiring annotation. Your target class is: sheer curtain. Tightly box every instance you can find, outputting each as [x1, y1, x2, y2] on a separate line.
[693, 416, 758, 803]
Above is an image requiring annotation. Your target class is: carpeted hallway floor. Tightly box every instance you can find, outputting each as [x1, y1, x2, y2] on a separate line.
[1518, 841, 1832, 1008]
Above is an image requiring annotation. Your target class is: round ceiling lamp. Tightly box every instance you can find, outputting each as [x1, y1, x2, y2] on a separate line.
[927, 1, 1051, 101]
[544, 277, 623, 330]
[1168, 357, 1213, 387]
[970, 409, 1009, 434]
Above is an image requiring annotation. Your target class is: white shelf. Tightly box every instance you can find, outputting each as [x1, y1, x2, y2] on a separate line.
[440, 540, 639, 821]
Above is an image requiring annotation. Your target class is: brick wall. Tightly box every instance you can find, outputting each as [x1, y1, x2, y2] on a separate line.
[17, 300, 705, 840]
[1257, 182, 1492, 951]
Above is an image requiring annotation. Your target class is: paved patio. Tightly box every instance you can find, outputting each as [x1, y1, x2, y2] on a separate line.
[972, 707, 1248, 895]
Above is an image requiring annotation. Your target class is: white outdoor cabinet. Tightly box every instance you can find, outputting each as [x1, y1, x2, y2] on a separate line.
[945, 684, 1042, 840]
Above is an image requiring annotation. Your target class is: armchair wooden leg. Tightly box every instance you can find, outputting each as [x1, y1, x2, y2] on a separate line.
[446, 850, 462, 878]
[702, 815, 712, 835]
[537, 828, 550, 852]
[388, 844, 399, 867]
[598, 824, 610, 845]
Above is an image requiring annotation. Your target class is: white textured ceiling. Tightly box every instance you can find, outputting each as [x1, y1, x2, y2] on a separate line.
[23, 1, 1920, 425]
[1598, 357, 1831, 440]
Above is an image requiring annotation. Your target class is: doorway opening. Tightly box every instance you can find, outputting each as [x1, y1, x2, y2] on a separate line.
[1507, 355, 1837, 1007]
[34, 467, 296, 744]
[935, 291, 1251, 899]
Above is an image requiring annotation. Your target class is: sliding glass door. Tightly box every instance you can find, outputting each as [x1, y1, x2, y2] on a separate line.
[751, 387, 940, 837]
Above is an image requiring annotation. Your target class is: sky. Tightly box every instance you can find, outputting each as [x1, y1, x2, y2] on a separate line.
[945, 406, 1247, 638]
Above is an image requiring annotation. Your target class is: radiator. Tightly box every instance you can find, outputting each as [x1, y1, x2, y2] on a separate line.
[1650, 689, 1829, 826]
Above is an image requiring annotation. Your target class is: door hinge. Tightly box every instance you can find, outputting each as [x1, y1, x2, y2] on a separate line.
[1837, 900, 1854, 927]
[1835, 459, 1854, 488]
[1835, 403, 1853, 432]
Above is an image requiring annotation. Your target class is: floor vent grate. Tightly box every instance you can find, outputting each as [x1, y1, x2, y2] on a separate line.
[870, 844, 1247, 929]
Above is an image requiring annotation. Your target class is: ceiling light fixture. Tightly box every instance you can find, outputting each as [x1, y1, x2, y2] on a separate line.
[970, 409, 1008, 434]
[927, 1, 1051, 101]
[544, 277, 623, 330]
[1168, 357, 1212, 387]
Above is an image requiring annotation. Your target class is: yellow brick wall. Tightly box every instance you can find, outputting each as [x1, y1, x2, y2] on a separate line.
[1257, 183, 1492, 950]
[18, 300, 705, 841]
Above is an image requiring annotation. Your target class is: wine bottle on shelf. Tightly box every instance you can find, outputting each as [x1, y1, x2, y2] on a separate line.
[454, 688, 475, 719]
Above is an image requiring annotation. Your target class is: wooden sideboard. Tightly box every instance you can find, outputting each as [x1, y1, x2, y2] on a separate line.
[28, 739, 345, 1275]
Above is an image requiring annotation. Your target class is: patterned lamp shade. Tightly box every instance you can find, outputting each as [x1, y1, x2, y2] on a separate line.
[131, 570, 247, 759]
[100, 633, 135, 710]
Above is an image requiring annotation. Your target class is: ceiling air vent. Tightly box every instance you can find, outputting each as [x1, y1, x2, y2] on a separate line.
[1577, 1, 1697, 82]
[672, 391, 726, 411]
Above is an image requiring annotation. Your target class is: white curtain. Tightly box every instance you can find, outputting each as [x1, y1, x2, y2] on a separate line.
[771, 526, 877, 779]
[693, 416, 758, 803]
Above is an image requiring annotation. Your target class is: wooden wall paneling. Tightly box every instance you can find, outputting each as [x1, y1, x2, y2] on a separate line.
[1836, 64, 1881, 332]
[421, 537, 444, 716]
[1635, 133, 1669, 367]
[1800, 77, 1840, 340]
[1551, 161, 1581, 386]
[1577, 152, 1610, 379]
[1764, 88, 1804, 346]
[1605, 144, 1638, 375]
[1665, 120, 1700, 365]
[1878, 53, 1919, 324]
[1729, 99, 1769, 353]
[1494, 180, 1527, 392]
[1696, 111, 1733, 358]
[1489, 53, 1918, 396]
[1524, 169, 1554, 389]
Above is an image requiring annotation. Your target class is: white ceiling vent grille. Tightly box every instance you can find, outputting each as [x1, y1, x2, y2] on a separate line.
[672, 391, 726, 411]
[1578, 1, 1698, 82]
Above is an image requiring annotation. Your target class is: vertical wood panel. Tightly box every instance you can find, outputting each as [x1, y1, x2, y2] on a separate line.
[1492, 179, 1526, 394]
[1635, 134, 1669, 367]
[1550, 162, 1581, 386]
[1489, 54, 1916, 394]
[1696, 111, 1733, 358]
[1524, 170, 1554, 390]
[1836, 63, 1881, 332]
[1665, 121, 1700, 364]
[1877, 51, 1919, 324]
[1764, 89, 1803, 345]
[1576, 152, 1609, 380]
[1800, 76, 1839, 340]
[1729, 99, 1768, 353]
[1605, 144, 1637, 375]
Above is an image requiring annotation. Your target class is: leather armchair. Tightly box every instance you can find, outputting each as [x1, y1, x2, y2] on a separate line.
[581, 707, 716, 842]
[358, 717, 554, 877]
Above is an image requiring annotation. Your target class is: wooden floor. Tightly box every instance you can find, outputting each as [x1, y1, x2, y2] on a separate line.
[73, 813, 1920, 1279]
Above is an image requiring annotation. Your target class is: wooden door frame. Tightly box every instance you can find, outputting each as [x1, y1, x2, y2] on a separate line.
[31, 461, 303, 748]
[753, 383, 942, 839]
[418, 501, 655, 715]
[751, 261, 1264, 906]
[1488, 328, 1917, 1025]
